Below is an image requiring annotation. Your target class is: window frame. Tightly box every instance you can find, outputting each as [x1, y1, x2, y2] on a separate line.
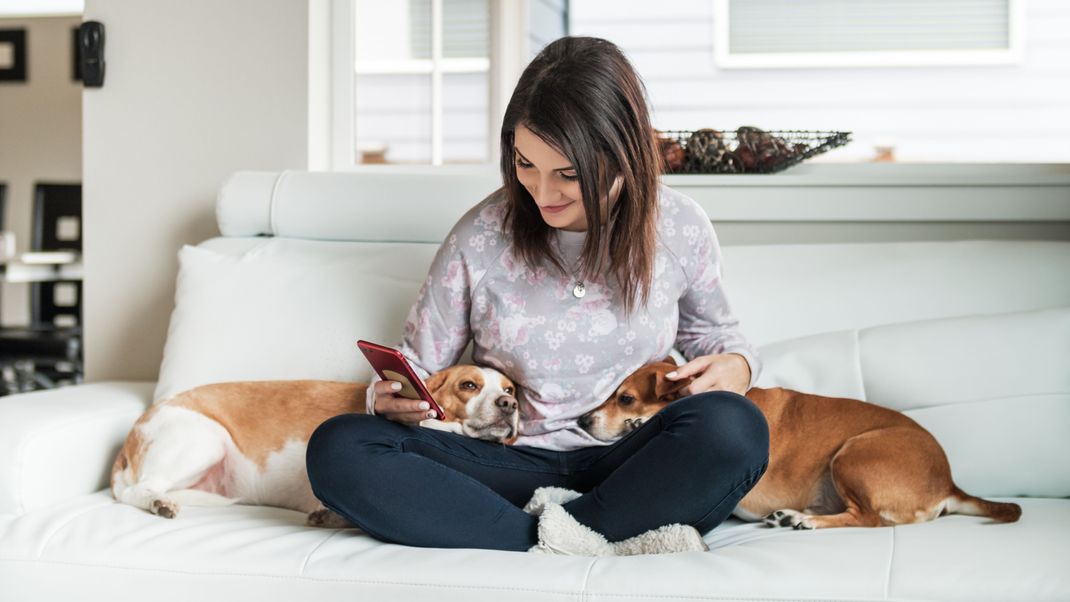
[328, 0, 527, 171]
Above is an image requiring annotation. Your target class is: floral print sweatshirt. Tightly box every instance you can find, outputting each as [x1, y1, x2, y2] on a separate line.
[366, 182, 762, 451]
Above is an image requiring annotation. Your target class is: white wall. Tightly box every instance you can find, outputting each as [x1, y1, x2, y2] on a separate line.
[82, 0, 310, 381]
[570, 0, 1070, 163]
[0, 16, 81, 327]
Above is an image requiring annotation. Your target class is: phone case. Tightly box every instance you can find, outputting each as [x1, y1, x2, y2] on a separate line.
[357, 340, 446, 420]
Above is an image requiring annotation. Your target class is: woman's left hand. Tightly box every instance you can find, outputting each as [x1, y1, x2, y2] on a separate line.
[665, 353, 751, 397]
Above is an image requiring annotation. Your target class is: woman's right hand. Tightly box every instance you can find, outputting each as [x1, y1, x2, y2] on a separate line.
[372, 380, 439, 424]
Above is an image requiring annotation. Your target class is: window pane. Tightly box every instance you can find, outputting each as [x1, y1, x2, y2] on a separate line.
[409, 0, 432, 59]
[443, 0, 489, 59]
[729, 0, 1011, 54]
[355, 0, 430, 62]
[355, 73, 432, 164]
[443, 72, 489, 163]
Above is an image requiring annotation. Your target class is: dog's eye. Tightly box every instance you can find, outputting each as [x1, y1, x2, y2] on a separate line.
[619, 394, 635, 406]
[461, 381, 478, 390]
[504, 386, 514, 395]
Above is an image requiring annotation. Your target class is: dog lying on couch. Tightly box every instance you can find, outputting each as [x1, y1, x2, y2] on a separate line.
[578, 357, 1022, 530]
[110, 364, 519, 526]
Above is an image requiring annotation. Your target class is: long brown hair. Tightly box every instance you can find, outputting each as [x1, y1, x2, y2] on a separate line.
[499, 36, 661, 318]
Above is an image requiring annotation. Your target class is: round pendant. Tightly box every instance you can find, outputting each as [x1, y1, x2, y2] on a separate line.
[572, 282, 586, 298]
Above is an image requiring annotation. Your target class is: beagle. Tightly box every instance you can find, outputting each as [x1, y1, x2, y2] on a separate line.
[578, 357, 1022, 530]
[110, 365, 519, 526]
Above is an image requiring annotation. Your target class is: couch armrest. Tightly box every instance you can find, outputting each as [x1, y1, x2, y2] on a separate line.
[0, 381, 153, 516]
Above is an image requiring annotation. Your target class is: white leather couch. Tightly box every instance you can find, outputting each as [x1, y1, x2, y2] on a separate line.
[2, 170, 1069, 601]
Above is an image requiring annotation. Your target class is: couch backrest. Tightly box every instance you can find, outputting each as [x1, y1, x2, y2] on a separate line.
[213, 170, 1070, 346]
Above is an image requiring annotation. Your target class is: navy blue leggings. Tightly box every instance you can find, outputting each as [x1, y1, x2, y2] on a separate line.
[305, 391, 769, 551]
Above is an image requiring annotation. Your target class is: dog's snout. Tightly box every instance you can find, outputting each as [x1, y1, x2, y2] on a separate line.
[496, 396, 518, 414]
[577, 412, 592, 430]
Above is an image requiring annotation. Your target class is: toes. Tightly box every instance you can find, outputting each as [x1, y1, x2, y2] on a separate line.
[762, 509, 816, 530]
[762, 510, 794, 528]
[151, 499, 177, 519]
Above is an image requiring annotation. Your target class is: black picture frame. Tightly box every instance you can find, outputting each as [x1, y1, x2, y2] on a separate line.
[0, 29, 28, 83]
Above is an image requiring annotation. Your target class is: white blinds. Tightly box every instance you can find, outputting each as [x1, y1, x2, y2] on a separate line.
[408, 0, 489, 59]
[727, 0, 1012, 54]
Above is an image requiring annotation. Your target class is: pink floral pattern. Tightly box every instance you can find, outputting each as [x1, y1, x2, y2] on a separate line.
[391, 183, 762, 451]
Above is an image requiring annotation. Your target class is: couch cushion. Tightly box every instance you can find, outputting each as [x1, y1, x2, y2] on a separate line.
[725, 240, 1070, 347]
[756, 306, 1070, 498]
[1, 491, 1065, 601]
[155, 240, 440, 402]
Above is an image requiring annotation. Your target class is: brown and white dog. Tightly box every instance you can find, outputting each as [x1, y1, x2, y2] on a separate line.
[110, 365, 519, 526]
[578, 357, 1022, 530]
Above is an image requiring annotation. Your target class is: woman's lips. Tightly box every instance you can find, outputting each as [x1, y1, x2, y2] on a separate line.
[541, 200, 573, 213]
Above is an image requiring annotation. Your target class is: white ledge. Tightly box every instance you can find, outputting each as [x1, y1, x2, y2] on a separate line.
[662, 163, 1070, 187]
[330, 163, 1070, 222]
[663, 163, 1070, 222]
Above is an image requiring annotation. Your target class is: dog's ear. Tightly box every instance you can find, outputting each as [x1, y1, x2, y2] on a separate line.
[425, 370, 449, 395]
[654, 370, 692, 403]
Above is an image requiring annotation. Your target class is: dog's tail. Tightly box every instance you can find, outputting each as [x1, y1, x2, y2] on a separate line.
[945, 486, 1022, 523]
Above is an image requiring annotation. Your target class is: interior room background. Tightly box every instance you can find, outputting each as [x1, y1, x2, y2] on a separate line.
[0, 0, 1067, 385]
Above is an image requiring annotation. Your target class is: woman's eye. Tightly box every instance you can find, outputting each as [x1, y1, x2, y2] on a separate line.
[515, 157, 532, 169]
[560, 173, 578, 181]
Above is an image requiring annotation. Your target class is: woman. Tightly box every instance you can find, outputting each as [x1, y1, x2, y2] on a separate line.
[305, 36, 769, 555]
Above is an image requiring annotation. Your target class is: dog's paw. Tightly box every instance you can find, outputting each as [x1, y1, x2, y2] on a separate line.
[762, 509, 815, 530]
[151, 498, 178, 519]
[306, 508, 360, 531]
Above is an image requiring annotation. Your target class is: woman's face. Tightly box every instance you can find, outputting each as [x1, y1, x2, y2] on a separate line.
[513, 123, 621, 232]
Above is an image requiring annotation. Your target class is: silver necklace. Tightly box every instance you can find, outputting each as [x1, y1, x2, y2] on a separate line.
[554, 234, 586, 299]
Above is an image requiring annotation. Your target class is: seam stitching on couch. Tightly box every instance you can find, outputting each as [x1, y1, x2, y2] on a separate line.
[11, 406, 136, 515]
[33, 501, 115, 559]
[0, 555, 921, 601]
[883, 526, 896, 600]
[268, 171, 287, 236]
[298, 529, 339, 576]
[580, 557, 598, 602]
[900, 390, 1069, 414]
[854, 329, 868, 402]
[0, 557, 583, 596]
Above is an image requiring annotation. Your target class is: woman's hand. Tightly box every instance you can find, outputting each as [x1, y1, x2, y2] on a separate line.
[372, 380, 439, 425]
[665, 353, 751, 397]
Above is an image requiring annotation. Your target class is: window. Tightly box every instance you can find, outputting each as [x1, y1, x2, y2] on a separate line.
[714, 0, 1023, 69]
[355, 0, 490, 165]
[331, 0, 569, 169]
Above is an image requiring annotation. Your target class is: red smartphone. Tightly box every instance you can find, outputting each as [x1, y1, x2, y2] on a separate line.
[357, 340, 446, 420]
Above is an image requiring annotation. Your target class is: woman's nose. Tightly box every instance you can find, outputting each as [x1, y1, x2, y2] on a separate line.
[533, 178, 561, 205]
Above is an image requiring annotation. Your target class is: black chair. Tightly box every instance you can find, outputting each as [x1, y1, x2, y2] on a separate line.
[0, 183, 84, 395]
